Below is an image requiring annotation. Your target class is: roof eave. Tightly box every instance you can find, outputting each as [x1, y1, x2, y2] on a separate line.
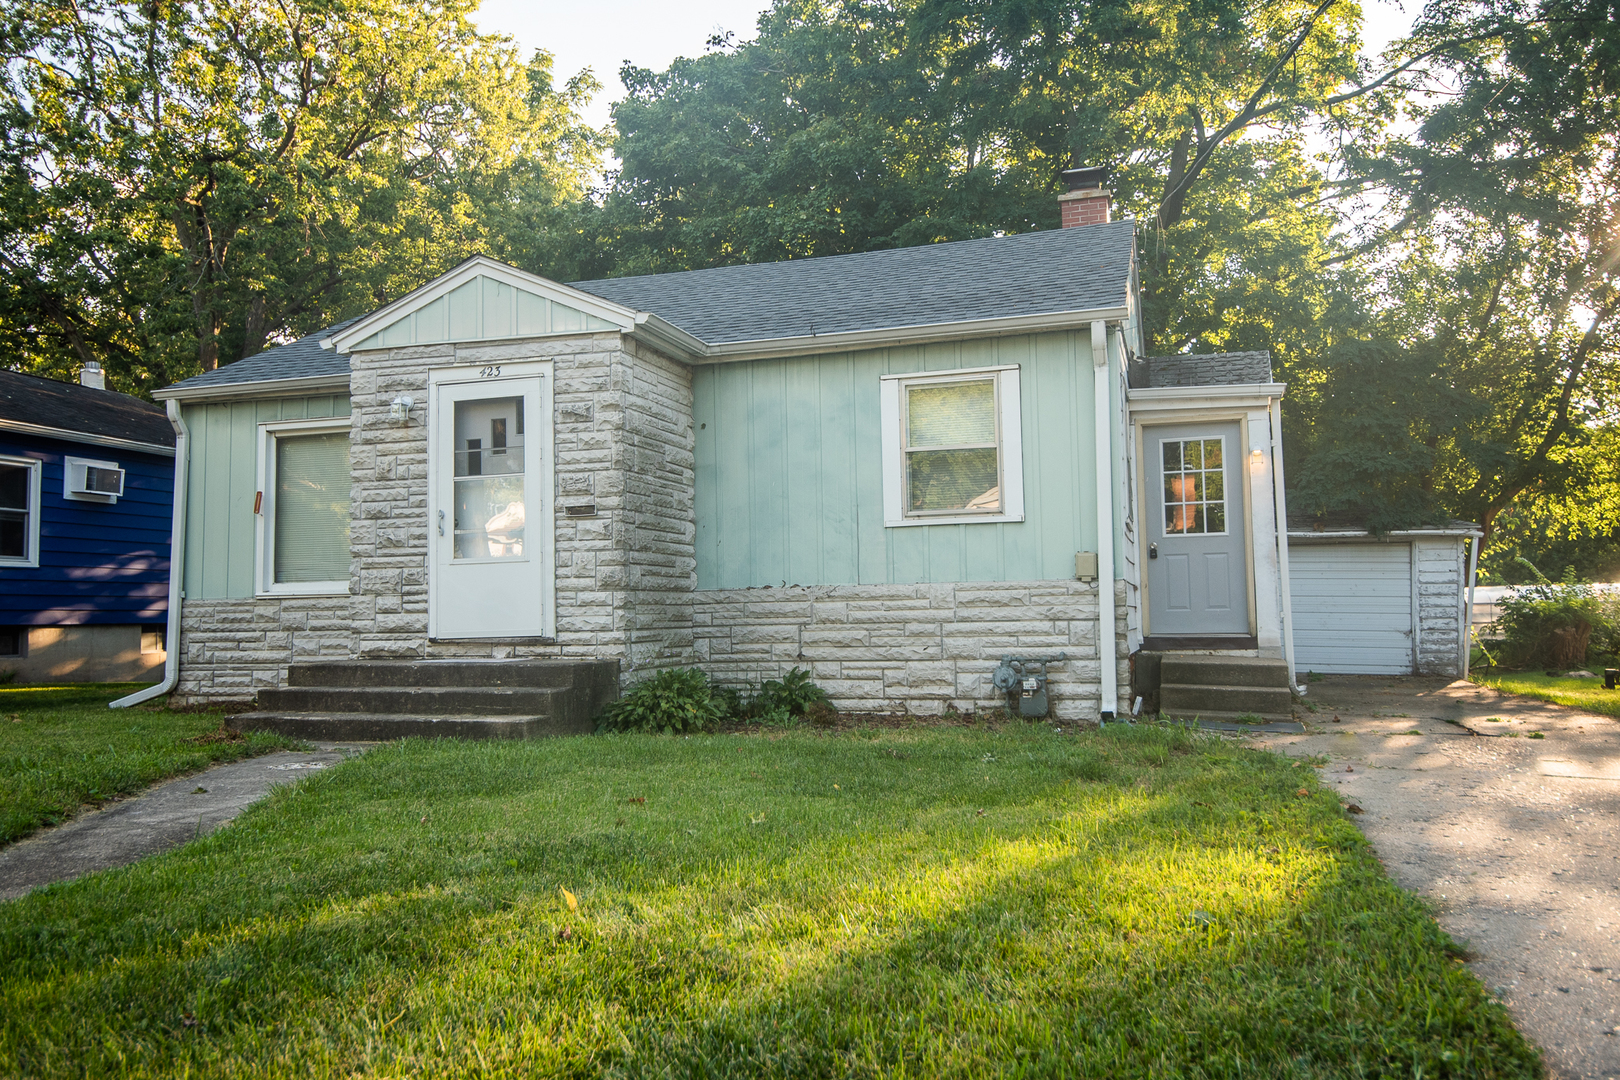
[0, 417, 175, 457]
[687, 305, 1133, 365]
[153, 372, 351, 403]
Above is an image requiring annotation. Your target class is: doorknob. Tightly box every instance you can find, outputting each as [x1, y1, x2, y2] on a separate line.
[1149, 542, 1158, 559]
[437, 509, 445, 536]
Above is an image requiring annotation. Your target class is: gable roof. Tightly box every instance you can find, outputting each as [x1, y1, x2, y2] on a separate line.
[1129, 351, 1273, 389]
[0, 368, 175, 454]
[157, 222, 1138, 399]
[570, 222, 1137, 347]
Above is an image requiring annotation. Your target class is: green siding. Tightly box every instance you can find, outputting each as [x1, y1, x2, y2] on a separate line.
[181, 396, 350, 599]
[693, 330, 1100, 588]
[355, 275, 616, 350]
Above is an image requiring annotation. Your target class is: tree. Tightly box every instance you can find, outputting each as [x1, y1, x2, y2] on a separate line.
[0, 0, 602, 394]
[1288, 0, 1619, 566]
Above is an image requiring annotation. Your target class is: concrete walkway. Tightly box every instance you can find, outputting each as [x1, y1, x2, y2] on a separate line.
[0, 746, 361, 901]
[1256, 676, 1620, 1080]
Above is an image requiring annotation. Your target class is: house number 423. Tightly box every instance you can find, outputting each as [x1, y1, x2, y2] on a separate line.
[478, 365, 502, 378]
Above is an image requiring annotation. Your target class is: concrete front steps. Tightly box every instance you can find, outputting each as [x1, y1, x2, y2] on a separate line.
[234, 659, 620, 741]
[1157, 654, 1293, 723]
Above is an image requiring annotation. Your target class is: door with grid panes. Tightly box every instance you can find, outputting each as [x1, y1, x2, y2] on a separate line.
[1143, 422, 1250, 636]
[430, 371, 546, 639]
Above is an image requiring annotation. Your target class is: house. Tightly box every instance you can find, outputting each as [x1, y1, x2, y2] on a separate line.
[147, 170, 1300, 729]
[0, 365, 176, 682]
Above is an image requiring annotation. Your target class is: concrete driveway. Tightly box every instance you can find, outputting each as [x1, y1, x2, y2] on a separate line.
[1256, 676, 1620, 1080]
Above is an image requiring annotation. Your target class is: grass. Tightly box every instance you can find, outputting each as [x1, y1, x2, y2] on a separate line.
[0, 683, 302, 846]
[0, 723, 1538, 1078]
[1471, 669, 1620, 719]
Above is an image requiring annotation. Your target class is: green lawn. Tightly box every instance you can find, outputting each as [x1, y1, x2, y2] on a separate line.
[0, 683, 302, 846]
[1471, 669, 1620, 719]
[0, 724, 1538, 1078]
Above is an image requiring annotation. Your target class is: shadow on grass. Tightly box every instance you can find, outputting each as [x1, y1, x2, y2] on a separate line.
[0, 725, 1540, 1078]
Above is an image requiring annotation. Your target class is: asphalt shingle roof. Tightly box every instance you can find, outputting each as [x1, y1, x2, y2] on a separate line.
[1129, 351, 1273, 389]
[570, 222, 1137, 344]
[161, 223, 1138, 396]
[159, 318, 364, 391]
[0, 368, 174, 448]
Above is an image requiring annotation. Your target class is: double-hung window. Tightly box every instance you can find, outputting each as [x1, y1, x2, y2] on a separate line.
[880, 366, 1024, 526]
[256, 418, 352, 595]
[0, 455, 41, 567]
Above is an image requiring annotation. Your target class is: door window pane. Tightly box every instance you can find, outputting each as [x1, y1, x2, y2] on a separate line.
[275, 433, 351, 583]
[903, 378, 1000, 513]
[453, 397, 526, 559]
[1162, 437, 1228, 535]
[0, 462, 27, 560]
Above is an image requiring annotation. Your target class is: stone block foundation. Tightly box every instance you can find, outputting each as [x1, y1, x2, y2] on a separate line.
[692, 580, 1130, 722]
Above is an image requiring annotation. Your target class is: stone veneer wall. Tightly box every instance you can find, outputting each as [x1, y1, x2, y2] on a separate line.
[1414, 536, 1468, 677]
[691, 580, 1130, 721]
[176, 332, 696, 702]
[347, 333, 697, 668]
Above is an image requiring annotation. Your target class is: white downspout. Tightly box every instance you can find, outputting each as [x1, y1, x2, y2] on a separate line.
[1269, 397, 1298, 688]
[111, 400, 188, 709]
[1092, 320, 1117, 720]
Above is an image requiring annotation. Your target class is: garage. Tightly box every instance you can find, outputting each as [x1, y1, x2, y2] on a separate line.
[1287, 526, 1480, 677]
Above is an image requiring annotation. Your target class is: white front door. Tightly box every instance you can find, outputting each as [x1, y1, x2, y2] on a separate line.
[429, 365, 552, 640]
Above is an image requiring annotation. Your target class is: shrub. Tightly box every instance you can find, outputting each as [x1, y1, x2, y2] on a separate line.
[1491, 561, 1616, 668]
[754, 667, 828, 718]
[598, 668, 726, 734]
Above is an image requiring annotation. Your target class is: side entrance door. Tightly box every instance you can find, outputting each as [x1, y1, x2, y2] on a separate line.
[428, 364, 551, 640]
[1144, 421, 1251, 637]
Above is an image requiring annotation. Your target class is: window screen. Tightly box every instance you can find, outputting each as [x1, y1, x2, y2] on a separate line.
[0, 463, 30, 560]
[274, 432, 351, 583]
[903, 378, 1001, 514]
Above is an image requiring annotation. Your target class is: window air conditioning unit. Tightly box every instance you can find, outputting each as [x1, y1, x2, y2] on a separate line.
[64, 456, 125, 503]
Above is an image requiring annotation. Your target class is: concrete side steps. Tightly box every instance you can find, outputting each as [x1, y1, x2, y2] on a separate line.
[1159, 683, 1294, 718]
[1156, 652, 1294, 723]
[255, 685, 571, 718]
[233, 711, 590, 741]
[1160, 654, 1291, 688]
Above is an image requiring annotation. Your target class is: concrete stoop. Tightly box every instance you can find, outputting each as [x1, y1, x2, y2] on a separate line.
[1157, 654, 1293, 723]
[234, 659, 620, 741]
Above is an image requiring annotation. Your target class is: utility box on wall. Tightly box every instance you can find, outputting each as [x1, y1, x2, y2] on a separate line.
[1075, 551, 1098, 581]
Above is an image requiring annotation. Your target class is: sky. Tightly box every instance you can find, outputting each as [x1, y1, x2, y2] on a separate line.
[472, 0, 1422, 134]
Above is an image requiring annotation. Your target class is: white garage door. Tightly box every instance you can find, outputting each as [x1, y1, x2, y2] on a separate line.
[1291, 543, 1414, 675]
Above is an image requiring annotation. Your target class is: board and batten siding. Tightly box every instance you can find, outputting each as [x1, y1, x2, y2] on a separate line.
[692, 329, 1105, 589]
[0, 433, 172, 626]
[181, 395, 351, 600]
[352, 274, 618, 351]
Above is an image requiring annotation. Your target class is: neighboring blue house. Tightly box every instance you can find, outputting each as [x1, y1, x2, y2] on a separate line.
[0, 365, 176, 682]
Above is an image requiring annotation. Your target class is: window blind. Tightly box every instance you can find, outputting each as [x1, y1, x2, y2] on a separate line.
[275, 433, 351, 583]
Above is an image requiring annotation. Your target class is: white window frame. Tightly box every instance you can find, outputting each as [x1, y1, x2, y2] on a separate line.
[880, 365, 1024, 527]
[255, 416, 353, 597]
[0, 454, 42, 567]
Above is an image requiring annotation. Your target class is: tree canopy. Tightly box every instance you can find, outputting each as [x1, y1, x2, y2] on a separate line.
[0, 0, 602, 393]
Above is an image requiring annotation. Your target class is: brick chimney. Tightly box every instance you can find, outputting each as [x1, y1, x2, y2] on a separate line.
[1059, 165, 1111, 228]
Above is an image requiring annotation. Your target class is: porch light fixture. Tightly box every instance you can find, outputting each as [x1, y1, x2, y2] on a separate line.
[389, 394, 416, 425]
